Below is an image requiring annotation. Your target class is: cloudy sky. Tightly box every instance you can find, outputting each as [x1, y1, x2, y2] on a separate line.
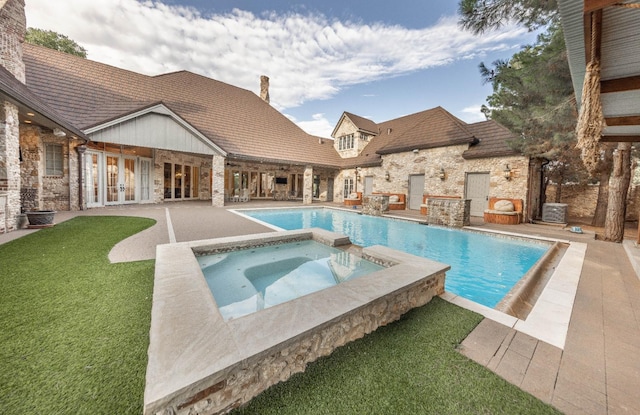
[25, 0, 536, 137]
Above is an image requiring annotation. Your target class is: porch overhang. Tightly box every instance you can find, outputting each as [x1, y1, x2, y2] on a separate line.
[84, 103, 227, 157]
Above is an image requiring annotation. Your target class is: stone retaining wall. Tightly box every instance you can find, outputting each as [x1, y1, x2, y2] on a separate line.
[546, 183, 640, 221]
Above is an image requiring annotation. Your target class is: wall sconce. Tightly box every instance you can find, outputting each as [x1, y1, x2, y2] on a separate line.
[412, 149, 419, 154]
[384, 171, 390, 181]
[438, 167, 446, 180]
[503, 164, 512, 181]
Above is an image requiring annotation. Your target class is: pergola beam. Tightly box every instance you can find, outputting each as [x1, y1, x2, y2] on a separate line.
[601, 75, 640, 93]
[600, 135, 640, 143]
[584, 0, 620, 13]
[605, 116, 640, 126]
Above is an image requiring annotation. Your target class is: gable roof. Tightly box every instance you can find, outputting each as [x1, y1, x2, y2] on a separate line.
[23, 44, 342, 168]
[462, 120, 520, 159]
[376, 106, 476, 154]
[0, 64, 86, 140]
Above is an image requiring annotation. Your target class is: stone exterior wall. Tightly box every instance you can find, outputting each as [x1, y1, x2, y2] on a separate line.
[333, 116, 373, 158]
[0, 101, 20, 230]
[334, 145, 530, 215]
[0, 0, 25, 231]
[19, 126, 81, 212]
[157, 272, 445, 415]
[426, 198, 470, 228]
[211, 154, 224, 207]
[0, 0, 25, 82]
[545, 182, 640, 221]
[463, 155, 529, 201]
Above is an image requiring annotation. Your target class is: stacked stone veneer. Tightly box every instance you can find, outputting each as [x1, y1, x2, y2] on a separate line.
[362, 194, 389, 216]
[0, 0, 25, 231]
[427, 198, 470, 227]
[334, 143, 530, 213]
[19, 126, 82, 212]
[151, 273, 444, 415]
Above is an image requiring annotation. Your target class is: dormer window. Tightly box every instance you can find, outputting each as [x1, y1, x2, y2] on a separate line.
[338, 134, 355, 150]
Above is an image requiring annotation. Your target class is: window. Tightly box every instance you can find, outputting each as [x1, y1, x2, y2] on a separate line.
[45, 144, 63, 176]
[343, 177, 354, 198]
[338, 134, 355, 150]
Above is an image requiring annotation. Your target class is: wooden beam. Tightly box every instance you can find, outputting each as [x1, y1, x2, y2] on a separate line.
[584, 10, 603, 64]
[601, 76, 640, 94]
[600, 135, 640, 143]
[584, 0, 619, 13]
[605, 116, 640, 126]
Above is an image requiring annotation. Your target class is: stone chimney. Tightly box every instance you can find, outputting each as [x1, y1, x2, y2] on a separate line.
[0, 0, 25, 83]
[260, 75, 270, 103]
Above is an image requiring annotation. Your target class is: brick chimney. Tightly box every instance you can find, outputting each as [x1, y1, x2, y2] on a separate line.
[0, 0, 25, 82]
[260, 75, 270, 103]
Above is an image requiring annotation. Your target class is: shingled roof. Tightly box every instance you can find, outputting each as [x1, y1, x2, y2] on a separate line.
[23, 44, 342, 168]
[462, 120, 520, 159]
[0, 64, 86, 139]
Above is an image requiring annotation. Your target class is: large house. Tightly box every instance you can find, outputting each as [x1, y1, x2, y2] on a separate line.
[0, 0, 539, 233]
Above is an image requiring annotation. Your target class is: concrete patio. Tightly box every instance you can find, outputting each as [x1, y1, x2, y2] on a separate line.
[1, 200, 638, 415]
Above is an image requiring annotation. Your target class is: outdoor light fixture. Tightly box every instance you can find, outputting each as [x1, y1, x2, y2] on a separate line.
[503, 164, 512, 180]
[413, 149, 419, 154]
[439, 167, 446, 180]
[384, 171, 390, 181]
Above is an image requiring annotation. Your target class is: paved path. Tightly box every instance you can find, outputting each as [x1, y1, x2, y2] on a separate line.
[1, 201, 639, 414]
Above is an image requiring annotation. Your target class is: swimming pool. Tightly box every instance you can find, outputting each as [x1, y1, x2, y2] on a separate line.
[237, 207, 549, 307]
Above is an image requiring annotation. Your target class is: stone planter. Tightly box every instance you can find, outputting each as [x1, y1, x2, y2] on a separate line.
[26, 210, 56, 228]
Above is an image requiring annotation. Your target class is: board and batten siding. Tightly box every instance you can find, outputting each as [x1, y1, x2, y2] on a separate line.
[88, 113, 219, 155]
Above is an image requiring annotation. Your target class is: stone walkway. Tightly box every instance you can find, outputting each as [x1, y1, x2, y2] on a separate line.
[1, 201, 639, 414]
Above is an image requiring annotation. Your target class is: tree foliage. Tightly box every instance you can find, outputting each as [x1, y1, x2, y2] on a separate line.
[479, 24, 582, 184]
[25, 28, 87, 58]
[459, 0, 558, 34]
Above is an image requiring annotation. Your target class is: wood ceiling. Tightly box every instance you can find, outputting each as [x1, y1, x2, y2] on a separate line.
[576, 1, 640, 142]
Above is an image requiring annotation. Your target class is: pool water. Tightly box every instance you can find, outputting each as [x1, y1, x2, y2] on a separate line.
[239, 208, 549, 308]
[198, 240, 384, 320]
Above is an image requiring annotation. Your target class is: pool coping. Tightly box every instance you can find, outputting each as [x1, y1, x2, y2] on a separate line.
[145, 227, 449, 415]
[445, 226, 586, 349]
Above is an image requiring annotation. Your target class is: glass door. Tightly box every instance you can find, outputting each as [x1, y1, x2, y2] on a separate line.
[123, 157, 136, 203]
[106, 155, 120, 204]
[85, 151, 103, 207]
[106, 154, 137, 205]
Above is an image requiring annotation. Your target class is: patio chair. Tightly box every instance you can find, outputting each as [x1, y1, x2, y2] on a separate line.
[239, 188, 250, 202]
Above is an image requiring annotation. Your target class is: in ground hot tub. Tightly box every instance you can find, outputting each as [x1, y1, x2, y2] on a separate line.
[145, 228, 449, 415]
[198, 240, 385, 320]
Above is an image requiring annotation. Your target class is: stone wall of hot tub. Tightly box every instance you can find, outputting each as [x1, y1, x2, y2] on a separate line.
[145, 229, 449, 415]
[174, 274, 444, 415]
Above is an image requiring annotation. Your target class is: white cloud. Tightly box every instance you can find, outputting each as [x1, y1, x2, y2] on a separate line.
[286, 113, 335, 138]
[25, 0, 528, 113]
[458, 105, 488, 123]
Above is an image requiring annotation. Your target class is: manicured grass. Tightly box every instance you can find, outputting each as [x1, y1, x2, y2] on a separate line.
[234, 297, 561, 415]
[0, 216, 156, 415]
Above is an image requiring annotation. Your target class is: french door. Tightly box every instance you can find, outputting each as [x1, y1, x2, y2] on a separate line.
[85, 151, 151, 206]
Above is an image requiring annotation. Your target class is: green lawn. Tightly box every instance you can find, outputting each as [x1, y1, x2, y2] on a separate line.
[234, 297, 560, 415]
[0, 216, 156, 415]
[0, 216, 560, 415]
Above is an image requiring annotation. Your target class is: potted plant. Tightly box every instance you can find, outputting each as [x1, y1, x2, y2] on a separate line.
[26, 210, 56, 228]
